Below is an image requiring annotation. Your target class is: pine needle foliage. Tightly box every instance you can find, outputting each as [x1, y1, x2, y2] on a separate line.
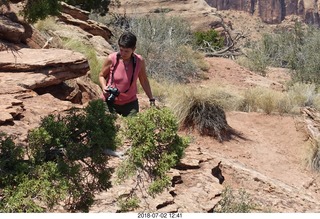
[0, 132, 69, 212]
[194, 29, 224, 52]
[1, 99, 117, 212]
[21, 0, 62, 23]
[116, 107, 189, 199]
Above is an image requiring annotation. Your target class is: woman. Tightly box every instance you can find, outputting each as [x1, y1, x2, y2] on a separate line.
[99, 31, 155, 116]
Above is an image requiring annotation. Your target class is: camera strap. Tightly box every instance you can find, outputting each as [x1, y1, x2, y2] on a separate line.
[110, 52, 137, 93]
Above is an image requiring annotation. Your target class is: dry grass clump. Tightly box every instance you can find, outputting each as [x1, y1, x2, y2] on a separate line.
[182, 99, 238, 142]
[240, 87, 265, 112]
[34, 16, 60, 32]
[257, 88, 284, 114]
[305, 139, 320, 172]
[62, 38, 102, 84]
[241, 86, 295, 115]
[167, 85, 243, 142]
[241, 87, 283, 114]
[287, 83, 320, 110]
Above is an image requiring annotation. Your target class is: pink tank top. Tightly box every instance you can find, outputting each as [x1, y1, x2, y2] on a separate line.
[106, 52, 142, 105]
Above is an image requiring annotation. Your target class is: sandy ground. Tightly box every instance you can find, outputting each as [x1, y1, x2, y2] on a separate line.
[178, 56, 320, 212]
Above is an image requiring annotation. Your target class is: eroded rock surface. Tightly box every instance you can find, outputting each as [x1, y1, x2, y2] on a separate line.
[205, 0, 320, 26]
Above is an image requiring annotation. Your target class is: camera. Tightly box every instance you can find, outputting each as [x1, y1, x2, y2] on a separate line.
[105, 86, 120, 103]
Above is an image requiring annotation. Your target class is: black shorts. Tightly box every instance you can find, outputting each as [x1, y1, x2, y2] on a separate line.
[106, 99, 139, 117]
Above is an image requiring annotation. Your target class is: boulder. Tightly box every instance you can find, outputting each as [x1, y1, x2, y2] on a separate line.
[0, 48, 89, 89]
[57, 13, 112, 41]
[0, 48, 90, 139]
[0, 15, 24, 43]
[60, 1, 90, 21]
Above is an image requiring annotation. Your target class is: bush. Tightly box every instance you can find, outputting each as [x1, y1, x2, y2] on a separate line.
[0, 132, 26, 188]
[116, 107, 188, 202]
[21, 0, 61, 23]
[117, 195, 140, 213]
[243, 22, 320, 85]
[12, 0, 114, 23]
[243, 23, 304, 73]
[214, 186, 255, 213]
[193, 29, 224, 52]
[287, 83, 320, 109]
[0, 132, 69, 212]
[1, 99, 117, 212]
[242, 42, 270, 75]
[293, 27, 320, 84]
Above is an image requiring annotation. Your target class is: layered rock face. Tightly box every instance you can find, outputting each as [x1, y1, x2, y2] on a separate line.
[205, 0, 320, 26]
[0, 3, 109, 144]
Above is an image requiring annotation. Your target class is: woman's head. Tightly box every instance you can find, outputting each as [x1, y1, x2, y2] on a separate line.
[118, 31, 137, 60]
[118, 31, 137, 49]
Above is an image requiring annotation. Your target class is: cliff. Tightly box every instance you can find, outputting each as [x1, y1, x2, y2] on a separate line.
[205, 0, 320, 26]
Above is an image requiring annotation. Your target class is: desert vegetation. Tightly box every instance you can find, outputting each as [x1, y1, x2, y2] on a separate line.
[213, 186, 256, 213]
[0, 101, 188, 212]
[115, 107, 189, 212]
[239, 21, 320, 171]
[4, 0, 320, 213]
[1, 100, 118, 212]
[0, 0, 117, 23]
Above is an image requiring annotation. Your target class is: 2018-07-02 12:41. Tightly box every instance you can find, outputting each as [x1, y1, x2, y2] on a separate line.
[137, 212, 182, 218]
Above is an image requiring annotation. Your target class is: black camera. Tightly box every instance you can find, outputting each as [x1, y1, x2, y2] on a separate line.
[105, 86, 120, 103]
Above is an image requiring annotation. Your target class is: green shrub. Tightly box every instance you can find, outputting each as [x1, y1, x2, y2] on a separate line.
[0, 132, 25, 188]
[293, 27, 320, 84]
[116, 107, 189, 199]
[1, 99, 117, 212]
[193, 29, 224, 51]
[1, 162, 69, 213]
[245, 23, 303, 72]
[12, 0, 115, 23]
[243, 42, 269, 75]
[117, 195, 140, 213]
[0, 133, 68, 212]
[21, 0, 61, 23]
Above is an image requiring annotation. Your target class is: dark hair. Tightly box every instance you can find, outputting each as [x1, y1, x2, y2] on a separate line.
[118, 31, 137, 49]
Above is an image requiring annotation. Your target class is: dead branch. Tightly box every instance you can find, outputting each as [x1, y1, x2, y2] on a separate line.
[203, 17, 248, 58]
[0, 40, 20, 61]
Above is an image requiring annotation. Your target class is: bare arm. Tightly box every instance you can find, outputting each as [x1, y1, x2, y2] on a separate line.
[99, 57, 113, 92]
[138, 58, 154, 100]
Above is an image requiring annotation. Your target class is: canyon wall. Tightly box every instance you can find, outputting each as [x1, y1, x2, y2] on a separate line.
[205, 0, 320, 26]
